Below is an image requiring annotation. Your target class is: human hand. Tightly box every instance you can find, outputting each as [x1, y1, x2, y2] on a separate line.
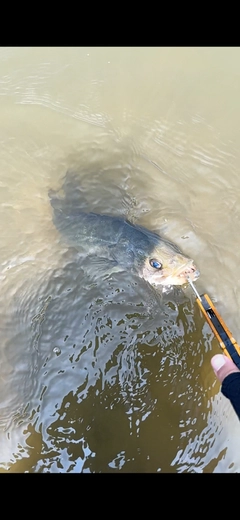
[211, 354, 240, 382]
[211, 354, 240, 420]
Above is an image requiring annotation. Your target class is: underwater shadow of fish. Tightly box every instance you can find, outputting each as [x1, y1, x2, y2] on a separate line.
[49, 172, 200, 287]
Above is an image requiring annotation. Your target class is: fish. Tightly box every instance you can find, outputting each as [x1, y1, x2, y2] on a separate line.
[49, 174, 199, 287]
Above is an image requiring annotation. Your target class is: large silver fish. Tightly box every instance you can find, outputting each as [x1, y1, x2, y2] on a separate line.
[49, 175, 199, 287]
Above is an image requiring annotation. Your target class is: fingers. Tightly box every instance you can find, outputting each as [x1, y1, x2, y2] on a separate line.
[211, 354, 240, 384]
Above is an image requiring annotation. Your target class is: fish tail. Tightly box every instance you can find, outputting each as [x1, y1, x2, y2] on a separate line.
[61, 171, 84, 202]
[49, 171, 86, 216]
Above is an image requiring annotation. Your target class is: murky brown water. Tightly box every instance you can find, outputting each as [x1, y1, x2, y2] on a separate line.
[0, 47, 240, 472]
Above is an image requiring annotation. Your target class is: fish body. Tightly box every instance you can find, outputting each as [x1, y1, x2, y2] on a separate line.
[49, 177, 199, 287]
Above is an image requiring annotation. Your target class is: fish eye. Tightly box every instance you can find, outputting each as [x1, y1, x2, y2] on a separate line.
[150, 259, 162, 269]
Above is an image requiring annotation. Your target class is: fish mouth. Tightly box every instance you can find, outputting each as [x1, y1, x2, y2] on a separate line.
[177, 263, 200, 283]
[149, 261, 200, 286]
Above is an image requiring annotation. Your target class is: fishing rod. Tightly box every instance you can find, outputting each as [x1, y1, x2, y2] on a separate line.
[187, 278, 240, 370]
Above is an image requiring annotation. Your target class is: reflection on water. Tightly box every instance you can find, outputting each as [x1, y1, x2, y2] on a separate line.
[0, 47, 240, 472]
[0, 257, 218, 472]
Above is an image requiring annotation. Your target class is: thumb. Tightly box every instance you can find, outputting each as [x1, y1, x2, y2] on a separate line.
[211, 354, 240, 384]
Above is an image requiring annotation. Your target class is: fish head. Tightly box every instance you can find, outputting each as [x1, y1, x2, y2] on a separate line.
[139, 239, 200, 287]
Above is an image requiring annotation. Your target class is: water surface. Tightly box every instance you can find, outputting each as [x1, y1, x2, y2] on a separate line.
[0, 47, 240, 472]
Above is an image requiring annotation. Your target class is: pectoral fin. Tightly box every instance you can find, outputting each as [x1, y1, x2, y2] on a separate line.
[81, 256, 124, 281]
